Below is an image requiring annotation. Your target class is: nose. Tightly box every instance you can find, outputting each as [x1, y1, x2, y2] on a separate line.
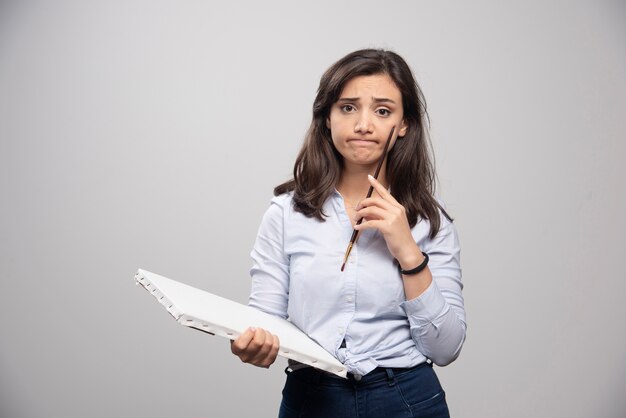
[354, 111, 373, 134]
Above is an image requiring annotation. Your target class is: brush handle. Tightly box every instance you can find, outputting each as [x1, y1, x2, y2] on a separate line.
[340, 126, 396, 271]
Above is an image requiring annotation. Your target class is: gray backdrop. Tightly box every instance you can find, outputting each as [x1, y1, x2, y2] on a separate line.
[1, 0, 625, 417]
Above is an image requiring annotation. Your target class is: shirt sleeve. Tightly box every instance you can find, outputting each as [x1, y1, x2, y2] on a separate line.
[248, 195, 290, 319]
[399, 207, 466, 366]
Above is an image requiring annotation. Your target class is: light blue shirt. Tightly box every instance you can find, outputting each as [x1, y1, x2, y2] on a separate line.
[249, 191, 466, 376]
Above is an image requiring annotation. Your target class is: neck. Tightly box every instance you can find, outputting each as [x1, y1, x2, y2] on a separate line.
[337, 161, 388, 203]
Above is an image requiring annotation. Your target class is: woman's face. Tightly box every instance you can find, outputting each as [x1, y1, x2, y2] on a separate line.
[326, 73, 407, 169]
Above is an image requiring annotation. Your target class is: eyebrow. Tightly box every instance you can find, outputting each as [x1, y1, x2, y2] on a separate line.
[337, 97, 397, 104]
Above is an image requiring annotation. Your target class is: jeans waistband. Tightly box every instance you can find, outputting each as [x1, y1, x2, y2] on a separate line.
[288, 361, 432, 385]
[349, 361, 432, 382]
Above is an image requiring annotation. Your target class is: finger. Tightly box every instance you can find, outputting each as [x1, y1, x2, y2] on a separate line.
[236, 328, 265, 364]
[249, 327, 267, 351]
[353, 219, 387, 232]
[367, 174, 395, 201]
[365, 176, 403, 209]
[255, 330, 277, 367]
[270, 334, 280, 360]
[251, 328, 274, 359]
[261, 334, 281, 368]
[231, 327, 256, 354]
[356, 196, 396, 212]
[355, 206, 389, 223]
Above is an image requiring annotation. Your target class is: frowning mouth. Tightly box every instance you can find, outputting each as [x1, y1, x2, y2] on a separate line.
[347, 138, 378, 144]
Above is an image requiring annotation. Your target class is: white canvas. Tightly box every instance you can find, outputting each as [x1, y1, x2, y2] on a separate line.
[135, 269, 347, 378]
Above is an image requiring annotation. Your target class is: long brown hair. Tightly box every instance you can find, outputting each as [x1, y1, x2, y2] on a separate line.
[275, 48, 451, 239]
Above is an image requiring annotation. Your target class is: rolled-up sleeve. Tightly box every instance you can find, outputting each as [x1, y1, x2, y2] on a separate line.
[248, 196, 290, 319]
[400, 211, 466, 366]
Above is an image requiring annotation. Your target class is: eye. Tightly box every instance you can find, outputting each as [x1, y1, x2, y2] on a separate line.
[340, 104, 356, 113]
[376, 108, 391, 117]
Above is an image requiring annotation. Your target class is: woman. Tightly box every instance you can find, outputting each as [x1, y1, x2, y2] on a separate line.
[232, 48, 466, 418]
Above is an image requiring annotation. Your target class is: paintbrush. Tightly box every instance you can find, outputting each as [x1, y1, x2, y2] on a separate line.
[340, 126, 395, 272]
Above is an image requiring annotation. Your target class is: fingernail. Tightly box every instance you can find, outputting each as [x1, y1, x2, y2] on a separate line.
[368, 174, 374, 180]
[250, 327, 256, 332]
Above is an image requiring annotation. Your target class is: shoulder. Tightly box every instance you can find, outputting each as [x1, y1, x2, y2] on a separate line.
[271, 191, 293, 206]
[259, 192, 294, 223]
[267, 191, 294, 213]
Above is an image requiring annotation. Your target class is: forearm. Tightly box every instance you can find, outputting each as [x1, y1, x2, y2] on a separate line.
[397, 247, 432, 300]
[401, 279, 466, 366]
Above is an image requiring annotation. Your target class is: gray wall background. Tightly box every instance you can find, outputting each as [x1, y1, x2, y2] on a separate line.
[1, 0, 624, 417]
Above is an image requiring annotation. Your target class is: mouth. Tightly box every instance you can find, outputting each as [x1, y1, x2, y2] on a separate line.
[348, 138, 378, 145]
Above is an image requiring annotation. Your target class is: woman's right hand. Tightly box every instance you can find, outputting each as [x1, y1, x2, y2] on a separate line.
[230, 327, 280, 368]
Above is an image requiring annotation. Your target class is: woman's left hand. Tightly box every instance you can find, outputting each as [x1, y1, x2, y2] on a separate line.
[353, 175, 423, 269]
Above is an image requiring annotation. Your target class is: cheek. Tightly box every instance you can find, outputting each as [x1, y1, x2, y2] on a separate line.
[329, 131, 348, 154]
[328, 116, 352, 135]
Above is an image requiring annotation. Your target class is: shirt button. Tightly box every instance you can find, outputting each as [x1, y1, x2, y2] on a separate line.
[347, 296, 353, 303]
[338, 327, 344, 335]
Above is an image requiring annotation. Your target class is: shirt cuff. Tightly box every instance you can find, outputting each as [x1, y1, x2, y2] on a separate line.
[400, 280, 448, 327]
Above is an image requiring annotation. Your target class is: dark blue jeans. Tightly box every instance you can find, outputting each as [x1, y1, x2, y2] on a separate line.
[278, 362, 450, 418]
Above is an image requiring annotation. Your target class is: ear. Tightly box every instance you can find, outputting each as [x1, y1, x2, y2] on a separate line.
[326, 117, 331, 130]
[398, 119, 408, 138]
